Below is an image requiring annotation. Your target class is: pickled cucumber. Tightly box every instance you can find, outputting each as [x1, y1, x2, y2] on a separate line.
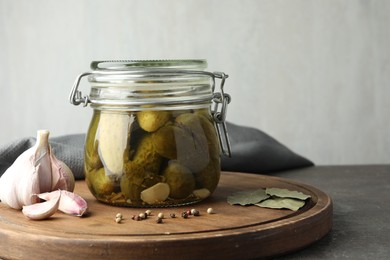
[194, 158, 221, 192]
[86, 168, 115, 196]
[132, 134, 162, 173]
[163, 161, 195, 199]
[84, 110, 103, 172]
[137, 110, 171, 132]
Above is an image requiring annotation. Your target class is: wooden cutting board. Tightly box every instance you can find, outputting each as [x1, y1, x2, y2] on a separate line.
[0, 172, 332, 259]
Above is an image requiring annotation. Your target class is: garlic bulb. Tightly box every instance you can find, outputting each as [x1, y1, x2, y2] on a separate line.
[0, 130, 75, 209]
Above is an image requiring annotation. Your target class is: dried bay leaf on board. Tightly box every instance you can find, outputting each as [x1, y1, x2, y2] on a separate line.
[265, 188, 311, 200]
[255, 197, 305, 211]
[227, 189, 270, 206]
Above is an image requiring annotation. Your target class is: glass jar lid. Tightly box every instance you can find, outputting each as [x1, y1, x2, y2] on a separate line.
[90, 59, 208, 71]
[70, 59, 232, 156]
[81, 60, 216, 111]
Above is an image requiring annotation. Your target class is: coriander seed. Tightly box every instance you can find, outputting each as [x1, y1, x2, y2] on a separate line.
[157, 212, 164, 219]
[207, 207, 215, 214]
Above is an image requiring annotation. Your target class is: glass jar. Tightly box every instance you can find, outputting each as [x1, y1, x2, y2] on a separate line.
[69, 60, 231, 207]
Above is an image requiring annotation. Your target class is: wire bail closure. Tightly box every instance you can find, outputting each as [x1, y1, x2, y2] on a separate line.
[211, 72, 232, 157]
[69, 72, 92, 107]
[69, 69, 231, 157]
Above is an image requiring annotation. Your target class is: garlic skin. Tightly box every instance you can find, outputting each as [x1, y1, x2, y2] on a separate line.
[22, 190, 61, 220]
[39, 190, 88, 217]
[0, 130, 76, 209]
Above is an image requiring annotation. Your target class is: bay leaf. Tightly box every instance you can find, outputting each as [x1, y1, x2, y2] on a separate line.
[255, 197, 305, 211]
[227, 189, 269, 206]
[265, 188, 311, 200]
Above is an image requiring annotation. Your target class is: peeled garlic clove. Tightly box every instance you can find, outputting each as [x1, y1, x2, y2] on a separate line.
[39, 190, 88, 217]
[0, 130, 53, 209]
[50, 150, 75, 192]
[140, 182, 170, 204]
[192, 188, 211, 199]
[98, 112, 130, 178]
[22, 190, 61, 220]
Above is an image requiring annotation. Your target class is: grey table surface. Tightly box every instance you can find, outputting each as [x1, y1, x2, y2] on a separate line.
[270, 165, 390, 259]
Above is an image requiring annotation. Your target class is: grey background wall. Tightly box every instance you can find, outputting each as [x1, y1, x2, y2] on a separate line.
[1, 0, 389, 165]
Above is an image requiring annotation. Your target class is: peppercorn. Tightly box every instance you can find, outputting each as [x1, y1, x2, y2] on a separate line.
[186, 209, 192, 215]
[191, 209, 200, 216]
[139, 213, 147, 220]
[181, 211, 188, 219]
[131, 215, 136, 220]
[170, 213, 176, 218]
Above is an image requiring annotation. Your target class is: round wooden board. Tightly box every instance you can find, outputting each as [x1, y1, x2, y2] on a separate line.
[0, 172, 332, 259]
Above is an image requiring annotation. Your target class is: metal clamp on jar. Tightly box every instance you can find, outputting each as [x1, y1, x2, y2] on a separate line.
[69, 60, 231, 207]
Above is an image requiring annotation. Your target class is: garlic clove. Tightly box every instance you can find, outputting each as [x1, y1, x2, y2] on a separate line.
[192, 188, 211, 199]
[140, 182, 170, 204]
[22, 190, 61, 220]
[39, 190, 88, 217]
[50, 149, 75, 192]
[98, 112, 130, 178]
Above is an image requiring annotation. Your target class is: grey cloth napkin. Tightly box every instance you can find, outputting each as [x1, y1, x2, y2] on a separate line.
[0, 123, 313, 179]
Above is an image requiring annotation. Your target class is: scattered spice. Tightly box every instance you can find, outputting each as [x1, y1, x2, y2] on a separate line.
[115, 213, 123, 223]
[115, 208, 217, 224]
[207, 208, 215, 214]
[191, 209, 200, 216]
